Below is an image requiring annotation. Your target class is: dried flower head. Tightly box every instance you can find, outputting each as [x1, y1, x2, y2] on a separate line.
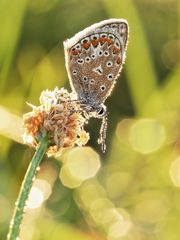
[23, 88, 89, 156]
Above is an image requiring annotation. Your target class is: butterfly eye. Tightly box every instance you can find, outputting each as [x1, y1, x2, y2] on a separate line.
[97, 105, 106, 117]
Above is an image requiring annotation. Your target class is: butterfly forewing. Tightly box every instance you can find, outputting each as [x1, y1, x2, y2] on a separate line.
[64, 19, 129, 105]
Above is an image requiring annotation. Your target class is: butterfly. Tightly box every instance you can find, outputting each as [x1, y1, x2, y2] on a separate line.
[63, 19, 129, 152]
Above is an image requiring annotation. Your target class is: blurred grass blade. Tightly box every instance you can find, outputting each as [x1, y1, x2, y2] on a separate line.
[0, 106, 23, 143]
[142, 64, 180, 116]
[161, 64, 180, 109]
[0, 0, 27, 92]
[103, 0, 158, 114]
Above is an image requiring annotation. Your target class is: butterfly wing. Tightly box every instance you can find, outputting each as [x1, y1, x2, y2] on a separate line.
[63, 19, 129, 105]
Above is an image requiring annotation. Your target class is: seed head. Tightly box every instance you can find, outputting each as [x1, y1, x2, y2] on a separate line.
[23, 88, 89, 156]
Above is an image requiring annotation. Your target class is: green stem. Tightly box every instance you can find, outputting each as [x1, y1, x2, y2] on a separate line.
[7, 134, 49, 240]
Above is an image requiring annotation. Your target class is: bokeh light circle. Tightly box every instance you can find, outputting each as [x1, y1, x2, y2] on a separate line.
[129, 118, 166, 154]
[60, 147, 101, 188]
[90, 198, 115, 224]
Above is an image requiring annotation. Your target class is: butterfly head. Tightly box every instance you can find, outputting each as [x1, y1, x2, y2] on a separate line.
[92, 103, 107, 119]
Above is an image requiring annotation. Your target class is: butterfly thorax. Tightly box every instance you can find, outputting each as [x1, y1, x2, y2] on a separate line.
[78, 94, 107, 119]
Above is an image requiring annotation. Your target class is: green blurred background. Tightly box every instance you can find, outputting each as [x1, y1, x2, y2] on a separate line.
[0, 0, 180, 239]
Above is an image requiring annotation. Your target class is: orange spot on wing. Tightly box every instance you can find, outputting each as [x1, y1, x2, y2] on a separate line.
[99, 37, 106, 45]
[91, 39, 99, 47]
[113, 46, 120, 54]
[106, 38, 114, 46]
[82, 42, 91, 50]
[70, 49, 81, 55]
[117, 57, 122, 65]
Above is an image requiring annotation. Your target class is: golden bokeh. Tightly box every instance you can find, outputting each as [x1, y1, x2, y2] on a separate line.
[129, 118, 166, 154]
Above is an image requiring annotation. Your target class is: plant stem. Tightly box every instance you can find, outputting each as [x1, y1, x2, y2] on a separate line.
[7, 135, 49, 240]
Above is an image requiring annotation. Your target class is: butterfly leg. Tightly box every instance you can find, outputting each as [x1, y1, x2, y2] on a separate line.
[98, 114, 108, 153]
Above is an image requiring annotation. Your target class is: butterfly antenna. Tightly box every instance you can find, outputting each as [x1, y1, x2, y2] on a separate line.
[98, 114, 108, 153]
